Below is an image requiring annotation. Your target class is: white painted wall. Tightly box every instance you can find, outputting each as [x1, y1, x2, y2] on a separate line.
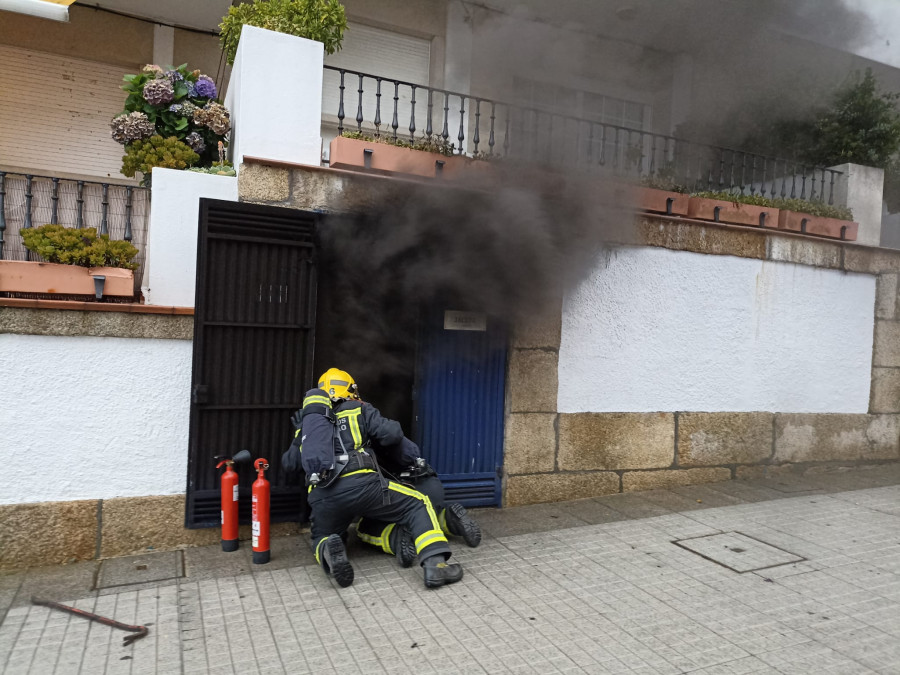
[0, 334, 193, 505]
[142, 168, 237, 308]
[225, 25, 324, 170]
[559, 247, 876, 414]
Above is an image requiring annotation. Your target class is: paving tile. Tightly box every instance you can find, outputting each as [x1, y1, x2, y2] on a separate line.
[2, 470, 900, 673]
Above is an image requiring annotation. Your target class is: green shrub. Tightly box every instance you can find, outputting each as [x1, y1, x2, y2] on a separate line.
[21, 225, 139, 270]
[187, 162, 236, 177]
[121, 135, 200, 186]
[341, 130, 457, 157]
[220, 0, 347, 65]
[691, 190, 853, 221]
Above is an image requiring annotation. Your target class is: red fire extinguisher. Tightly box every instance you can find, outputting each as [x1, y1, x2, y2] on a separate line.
[214, 449, 250, 552]
[252, 457, 271, 564]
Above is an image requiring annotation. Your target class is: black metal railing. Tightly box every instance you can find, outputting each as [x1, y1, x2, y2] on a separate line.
[0, 172, 149, 274]
[322, 66, 843, 204]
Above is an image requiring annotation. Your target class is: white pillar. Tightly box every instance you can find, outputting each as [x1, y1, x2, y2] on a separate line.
[444, 0, 473, 95]
[152, 24, 175, 67]
[143, 168, 238, 308]
[669, 54, 693, 135]
[443, 0, 473, 152]
[829, 163, 885, 247]
[224, 25, 324, 171]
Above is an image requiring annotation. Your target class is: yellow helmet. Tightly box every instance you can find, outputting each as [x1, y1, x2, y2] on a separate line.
[318, 368, 359, 401]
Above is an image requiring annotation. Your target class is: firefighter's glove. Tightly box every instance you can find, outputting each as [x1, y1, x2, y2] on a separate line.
[282, 446, 302, 474]
[290, 409, 303, 431]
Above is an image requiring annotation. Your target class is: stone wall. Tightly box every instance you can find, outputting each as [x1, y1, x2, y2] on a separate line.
[0, 495, 298, 570]
[505, 220, 900, 506]
[238, 161, 900, 508]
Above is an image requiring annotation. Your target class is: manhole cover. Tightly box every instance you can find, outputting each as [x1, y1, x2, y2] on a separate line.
[97, 551, 184, 589]
[673, 532, 804, 573]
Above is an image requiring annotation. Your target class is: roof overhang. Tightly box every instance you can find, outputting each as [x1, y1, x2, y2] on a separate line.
[0, 0, 75, 22]
[74, 0, 234, 33]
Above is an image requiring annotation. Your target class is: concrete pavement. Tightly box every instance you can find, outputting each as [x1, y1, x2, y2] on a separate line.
[1, 464, 899, 674]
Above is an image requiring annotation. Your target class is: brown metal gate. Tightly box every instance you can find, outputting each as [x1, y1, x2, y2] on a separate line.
[185, 199, 318, 528]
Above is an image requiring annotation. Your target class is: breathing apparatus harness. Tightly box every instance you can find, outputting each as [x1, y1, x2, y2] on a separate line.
[306, 399, 389, 501]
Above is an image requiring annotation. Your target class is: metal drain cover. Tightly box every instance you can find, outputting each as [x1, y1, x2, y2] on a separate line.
[673, 532, 804, 573]
[97, 550, 184, 589]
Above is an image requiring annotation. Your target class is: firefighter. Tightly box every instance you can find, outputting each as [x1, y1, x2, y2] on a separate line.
[284, 368, 464, 589]
[355, 436, 482, 567]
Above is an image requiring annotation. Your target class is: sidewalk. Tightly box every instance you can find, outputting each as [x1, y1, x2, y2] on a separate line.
[1, 464, 899, 674]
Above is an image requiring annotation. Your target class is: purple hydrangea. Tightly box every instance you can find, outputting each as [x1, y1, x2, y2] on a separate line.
[184, 131, 206, 154]
[168, 103, 183, 113]
[194, 75, 217, 99]
[142, 78, 174, 105]
[166, 69, 184, 83]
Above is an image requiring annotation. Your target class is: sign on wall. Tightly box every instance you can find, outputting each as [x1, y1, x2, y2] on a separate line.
[444, 310, 487, 332]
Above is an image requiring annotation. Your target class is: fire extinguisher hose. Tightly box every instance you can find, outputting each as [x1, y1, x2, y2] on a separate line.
[31, 596, 150, 646]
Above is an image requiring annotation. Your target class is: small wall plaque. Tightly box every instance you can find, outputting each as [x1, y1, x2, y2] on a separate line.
[444, 310, 487, 331]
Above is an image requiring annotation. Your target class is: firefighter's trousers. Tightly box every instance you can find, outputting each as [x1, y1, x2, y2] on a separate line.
[356, 475, 450, 555]
[309, 471, 450, 564]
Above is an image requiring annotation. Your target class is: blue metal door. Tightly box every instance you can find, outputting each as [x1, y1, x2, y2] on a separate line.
[415, 311, 507, 507]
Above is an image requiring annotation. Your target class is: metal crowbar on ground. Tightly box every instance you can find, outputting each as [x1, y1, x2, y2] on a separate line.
[31, 597, 150, 646]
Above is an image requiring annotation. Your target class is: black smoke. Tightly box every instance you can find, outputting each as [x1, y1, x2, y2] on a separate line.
[313, 0, 882, 420]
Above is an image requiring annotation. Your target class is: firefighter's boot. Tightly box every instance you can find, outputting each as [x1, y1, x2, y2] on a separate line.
[445, 502, 482, 548]
[391, 526, 416, 568]
[422, 554, 464, 589]
[321, 534, 354, 588]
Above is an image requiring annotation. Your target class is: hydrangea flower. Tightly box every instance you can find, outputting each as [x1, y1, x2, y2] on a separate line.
[109, 111, 156, 144]
[166, 69, 184, 83]
[194, 102, 231, 136]
[168, 104, 183, 113]
[194, 76, 217, 99]
[142, 78, 174, 105]
[184, 131, 206, 154]
[142, 64, 164, 77]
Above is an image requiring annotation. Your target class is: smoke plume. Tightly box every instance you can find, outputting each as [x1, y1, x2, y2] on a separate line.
[314, 0, 880, 420]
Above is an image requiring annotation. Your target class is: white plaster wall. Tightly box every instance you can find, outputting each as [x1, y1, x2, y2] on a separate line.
[0, 334, 192, 505]
[559, 247, 876, 413]
[143, 168, 238, 308]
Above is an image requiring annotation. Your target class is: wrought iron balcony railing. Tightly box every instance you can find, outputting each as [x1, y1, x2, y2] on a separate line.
[323, 66, 843, 205]
[0, 172, 149, 273]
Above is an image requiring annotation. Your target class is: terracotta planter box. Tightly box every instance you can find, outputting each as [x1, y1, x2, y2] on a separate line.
[777, 211, 858, 241]
[0, 260, 134, 297]
[329, 136, 442, 179]
[631, 186, 689, 216]
[687, 197, 779, 228]
[437, 154, 498, 184]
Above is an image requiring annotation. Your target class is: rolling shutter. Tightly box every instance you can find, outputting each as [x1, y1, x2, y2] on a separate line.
[0, 45, 129, 179]
[322, 23, 431, 142]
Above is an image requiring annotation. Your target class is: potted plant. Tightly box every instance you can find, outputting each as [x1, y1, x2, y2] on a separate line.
[110, 63, 231, 186]
[624, 166, 690, 216]
[0, 225, 139, 298]
[774, 199, 858, 240]
[688, 191, 779, 228]
[219, 0, 347, 65]
[330, 131, 454, 178]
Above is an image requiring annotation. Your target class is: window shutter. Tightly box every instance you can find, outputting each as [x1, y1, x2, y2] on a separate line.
[0, 45, 129, 179]
[322, 23, 431, 138]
